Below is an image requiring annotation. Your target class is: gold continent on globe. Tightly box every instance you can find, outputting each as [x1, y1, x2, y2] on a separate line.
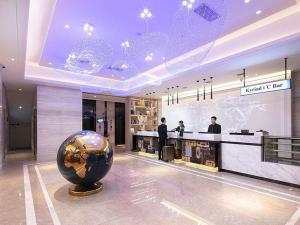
[57, 130, 113, 186]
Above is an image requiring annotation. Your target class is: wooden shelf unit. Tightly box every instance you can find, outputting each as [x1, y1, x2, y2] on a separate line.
[130, 97, 158, 133]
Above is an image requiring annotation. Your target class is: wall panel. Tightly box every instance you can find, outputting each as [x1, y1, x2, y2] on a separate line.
[37, 86, 82, 161]
[162, 88, 291, 136]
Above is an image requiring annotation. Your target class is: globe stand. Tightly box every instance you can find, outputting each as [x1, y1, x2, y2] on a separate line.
[69, 182, 103, 197]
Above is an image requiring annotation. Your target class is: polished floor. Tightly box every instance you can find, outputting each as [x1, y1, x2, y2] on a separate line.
[1, 153, 300, 225]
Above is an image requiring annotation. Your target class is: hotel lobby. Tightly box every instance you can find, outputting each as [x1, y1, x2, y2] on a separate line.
[1, 0, 300, 224]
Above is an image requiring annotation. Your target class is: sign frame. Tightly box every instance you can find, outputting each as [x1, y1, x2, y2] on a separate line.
[240, 79, 291, 96]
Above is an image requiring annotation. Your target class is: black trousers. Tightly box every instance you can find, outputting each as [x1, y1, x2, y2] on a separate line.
[158, 139, 167, 160]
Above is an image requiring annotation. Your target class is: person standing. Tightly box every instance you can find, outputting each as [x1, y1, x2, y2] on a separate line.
[208, 116, 221, 134]
[174, 120, 185, 132]
[158, 117, 168, 160]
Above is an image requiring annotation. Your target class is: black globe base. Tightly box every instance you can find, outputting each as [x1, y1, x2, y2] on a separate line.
[69, 182, 103, 197]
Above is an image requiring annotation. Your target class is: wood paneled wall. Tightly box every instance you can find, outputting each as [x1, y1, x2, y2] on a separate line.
[37, 86, 82, 161]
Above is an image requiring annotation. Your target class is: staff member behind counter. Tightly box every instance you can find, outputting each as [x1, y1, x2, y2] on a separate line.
[208, 116, 221, 134]
[173, 120, 185, 132]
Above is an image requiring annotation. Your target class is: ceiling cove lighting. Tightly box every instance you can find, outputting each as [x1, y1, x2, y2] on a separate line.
[140, 8, 152, 19]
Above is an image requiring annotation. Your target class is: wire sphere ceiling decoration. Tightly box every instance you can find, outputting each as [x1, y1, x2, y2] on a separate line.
[65, 38, 113, 75]
[126, 32, 168, 62]
[164, 0, 227, 76]
[108, 60, 138, 78]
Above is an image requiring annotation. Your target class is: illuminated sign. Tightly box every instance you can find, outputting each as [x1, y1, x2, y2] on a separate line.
[241, 80, 291, 96]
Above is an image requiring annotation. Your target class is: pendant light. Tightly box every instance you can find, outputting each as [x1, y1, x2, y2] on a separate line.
[210, 77, 213, 99]
[243, 69, 246, 87]
[203, 78, 206, 100]
[176, 86, 179, 104]
[197, 80, 200, 101]
[284, 58, 288, 80]
[171, 87, 174, 105]
[167, 88, 170, 106]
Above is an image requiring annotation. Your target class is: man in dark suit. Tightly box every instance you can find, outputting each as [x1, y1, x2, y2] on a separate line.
[158, 117, 168, 160]
[208, 116, 221, 134]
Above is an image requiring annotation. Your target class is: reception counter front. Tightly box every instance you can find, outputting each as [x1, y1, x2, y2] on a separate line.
[133, 131, 300, 186]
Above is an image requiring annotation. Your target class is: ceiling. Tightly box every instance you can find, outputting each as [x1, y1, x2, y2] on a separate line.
[0, 0, 33, 91]
[138, 36, 300, 98]
[39, 0, 296, 81]
[1, 0, 300, 98]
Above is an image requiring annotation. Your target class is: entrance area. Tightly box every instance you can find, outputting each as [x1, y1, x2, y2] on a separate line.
[4, 89, 36, 161]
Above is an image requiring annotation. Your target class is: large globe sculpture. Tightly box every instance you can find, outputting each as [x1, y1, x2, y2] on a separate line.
[57, 130, 113, 196]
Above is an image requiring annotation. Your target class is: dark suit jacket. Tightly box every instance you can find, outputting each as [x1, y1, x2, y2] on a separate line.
[158, 124, 168, 140]
[208, 124, 221, 134]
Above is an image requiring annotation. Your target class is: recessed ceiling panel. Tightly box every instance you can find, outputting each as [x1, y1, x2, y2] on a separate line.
[40, 0, 296, 81]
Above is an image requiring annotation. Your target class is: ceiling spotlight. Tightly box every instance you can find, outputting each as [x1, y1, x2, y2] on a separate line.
[145, 53, 153, 61]
[18, 106, 23, 110]
[121, 41, 130, 48]
[11, 58, 15, 61]
[244, 0, 251, 3]
[83, 23, 94, 35]
[93, 95, 97, 98]
[65, 24, 70, 28]
[182, 0, 194, 9]
[256, 10, 262, 15]
[140, 8, 152, 19]
[18, 88, 22, 91]
[69, 53, 76, 59]
[48, 62, 52, 65]
[121, 64, 129, 69]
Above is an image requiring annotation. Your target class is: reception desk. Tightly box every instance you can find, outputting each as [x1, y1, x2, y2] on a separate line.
[133, 131, 300, 186]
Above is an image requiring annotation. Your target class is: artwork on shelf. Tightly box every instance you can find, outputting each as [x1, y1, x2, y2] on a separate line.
[130, 97, 159, 133]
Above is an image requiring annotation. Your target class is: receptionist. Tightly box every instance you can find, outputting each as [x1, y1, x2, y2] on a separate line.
[174, 120, 185, 132]
[208, 116, 221, 134]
